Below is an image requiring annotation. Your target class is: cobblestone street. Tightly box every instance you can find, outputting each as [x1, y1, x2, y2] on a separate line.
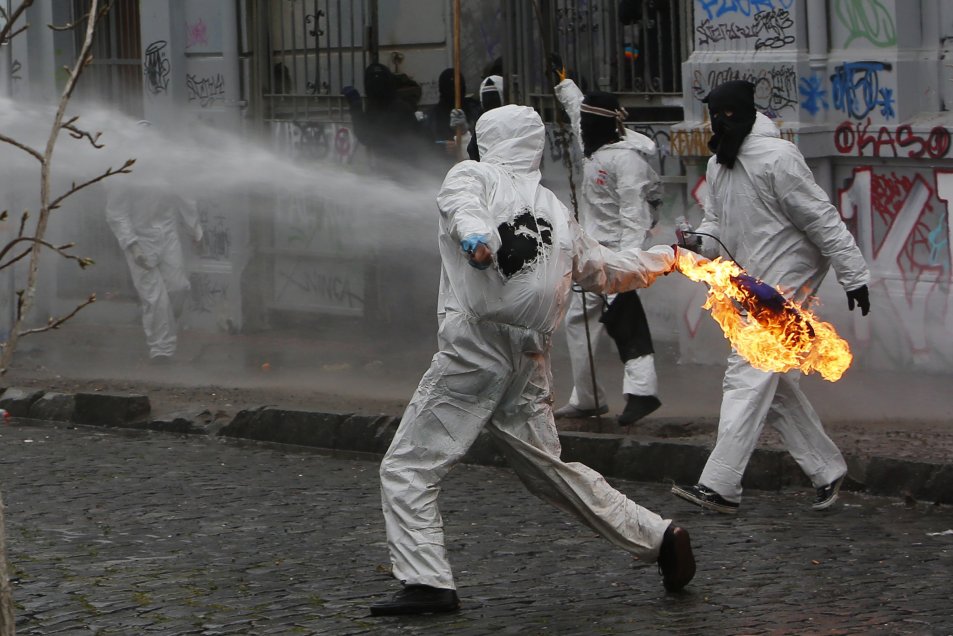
[1, 421, 951, 635]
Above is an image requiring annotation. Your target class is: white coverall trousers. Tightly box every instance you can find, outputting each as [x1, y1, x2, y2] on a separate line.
[124, 238, 190, 359]
[380, 312, 671, 590]
[699, 350, 848, 502]
[564, 289, 658, 410]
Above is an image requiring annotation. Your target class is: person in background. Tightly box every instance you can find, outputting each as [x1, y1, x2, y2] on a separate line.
[466, 74, 505, 161]
[671, 80, 871, 514]
[553, 73, 666, 425]
[420, 67, 481, 160]
[342, 62, 424, 164]
[105, 121, 203, 363]
[370, 104, 695, 617]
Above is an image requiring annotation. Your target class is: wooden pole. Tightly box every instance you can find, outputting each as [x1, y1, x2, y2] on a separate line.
[452, 0, 463, 158]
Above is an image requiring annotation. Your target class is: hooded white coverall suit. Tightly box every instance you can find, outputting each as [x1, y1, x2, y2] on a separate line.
[380, 105, 677, 591]
[694, 112, 871, 503]
[105, 181, 203, 359]
[554, 79, 663, 410]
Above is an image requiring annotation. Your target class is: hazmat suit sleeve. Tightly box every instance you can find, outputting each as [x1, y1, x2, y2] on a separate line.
[175, 195, 204, 242]
[570, 216, 675, 293]
[771, 152, 870, 291]
[104, 182, 139, 250]
[612, 150, 661, 249]
[694, 158, 724, 260]
[435, 160, 503, 253]
[554, 78, 584, 156]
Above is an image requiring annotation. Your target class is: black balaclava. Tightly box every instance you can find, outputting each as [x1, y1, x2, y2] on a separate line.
[438, 67, 465, 106]
[703, 80, 757, 169]
[580, 91, 625, 158]
[365, 63, 396, 102]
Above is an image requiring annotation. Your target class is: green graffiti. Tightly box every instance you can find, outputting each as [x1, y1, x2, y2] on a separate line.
[835, 0, 896, 48]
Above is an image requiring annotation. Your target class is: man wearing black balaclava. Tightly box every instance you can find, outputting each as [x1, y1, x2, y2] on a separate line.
[670, 80, 873, 516]
[466, 74, 505, 161]
[552, 75, 666, 426]
[422, 68, 481, 155]
[702, 79, 757, 169]
[341, 62, 423, 163]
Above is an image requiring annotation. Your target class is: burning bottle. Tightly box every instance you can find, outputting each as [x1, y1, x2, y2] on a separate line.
[673, 250, 852, 381]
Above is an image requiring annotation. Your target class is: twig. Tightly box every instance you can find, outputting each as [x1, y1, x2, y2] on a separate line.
[49, 160, 135, 210]
[17, 211, 29, 238]
[0, 133, 44, 163]
[0, 236, 92, 269]
[0, 0, 33, 46]
[19, 294, 97, 337]
[62, 117, 104, 148]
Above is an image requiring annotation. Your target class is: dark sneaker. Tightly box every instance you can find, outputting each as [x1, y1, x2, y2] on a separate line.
[553, 402, 609, 419]
[617, 395, 661, 425]
[657, 525, 696, 592]
[671, 483, 739, 515]
[370, 584, 460, 616]
[812, 475, 845, 510]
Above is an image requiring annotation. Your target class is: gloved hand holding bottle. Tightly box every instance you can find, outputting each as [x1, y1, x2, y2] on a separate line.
[461, 234, 492, 270]
[449, 108, 468, 132]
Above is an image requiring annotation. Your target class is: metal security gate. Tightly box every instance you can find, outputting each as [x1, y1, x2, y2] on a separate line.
[502, 0, 692, 116]
[72, 0, 143, 118]
[257, 0, 376, 122]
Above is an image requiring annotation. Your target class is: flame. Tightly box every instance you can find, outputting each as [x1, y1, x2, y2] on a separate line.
[675, 251, 853, 381]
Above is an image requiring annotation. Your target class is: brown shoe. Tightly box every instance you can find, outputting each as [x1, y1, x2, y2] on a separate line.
[657, 525, 695, 592]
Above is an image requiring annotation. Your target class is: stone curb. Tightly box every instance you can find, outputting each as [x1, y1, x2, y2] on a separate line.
[3, 388, 950, 504]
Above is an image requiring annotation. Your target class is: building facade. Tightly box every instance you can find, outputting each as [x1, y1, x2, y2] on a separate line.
[1, 0, 951, 373]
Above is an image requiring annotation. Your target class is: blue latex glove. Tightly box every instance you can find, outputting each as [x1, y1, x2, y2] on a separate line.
[460, 234, 490, 270]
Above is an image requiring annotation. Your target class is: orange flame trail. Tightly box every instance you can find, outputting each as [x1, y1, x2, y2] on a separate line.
[674, 250, 853, 382]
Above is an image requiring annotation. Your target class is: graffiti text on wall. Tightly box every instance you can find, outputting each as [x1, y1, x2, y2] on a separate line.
[692, 64, 798, 116]
[834, 0, 896, 48]
[186, 73, 226, 107]
[696, 0, 794, 21]
[834, 119, 951, 159]
[830, 61, 895, 120]
[695, 9, 795, 50]
[671, 124, 795, 157]
[144, 40, 171, 95]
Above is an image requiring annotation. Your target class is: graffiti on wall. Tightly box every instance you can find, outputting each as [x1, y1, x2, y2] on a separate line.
[186, 73, 225, 107]
[830, 61, 895, 120]
[839, 167, 952, 364]
[273, 121, 356, 164]
[834, 0, 896, 48]
[671, 123, 795, 157]
[691, 64, 798, 116]
[186, 18, 209, 49]
[696, 0, 794, 21]
[144, 40, 171, 94]
[833, 119, 952, 159]
[695, 9, 795, 50]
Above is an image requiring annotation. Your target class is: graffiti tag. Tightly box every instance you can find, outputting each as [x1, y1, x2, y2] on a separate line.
[144, 40, 171, 95]
[186, 73, 226, 107]
[830, 61, 895, 120]
[834, 119, 952, 158]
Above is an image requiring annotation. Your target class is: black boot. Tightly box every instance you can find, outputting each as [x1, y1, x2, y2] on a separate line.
[657, 525, 696, 592]
[617, 394, 661, 425]
[370, 584, 460, 616]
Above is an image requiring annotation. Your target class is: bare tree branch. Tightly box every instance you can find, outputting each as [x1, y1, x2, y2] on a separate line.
[17, 211, 29, 238]
[18, 294, 97, 338]
[0, 133, 44, 163]
[49, 159, 135, 210]
[0, 0, 33, 46]
[62, 116, 104, 148]
[0, 236, 93, 271]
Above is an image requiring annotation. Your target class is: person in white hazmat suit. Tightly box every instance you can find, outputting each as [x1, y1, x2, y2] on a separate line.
[551, 77, 666, 425]
[105, 123, 203, 361]
[670, 80, 871, 515]
[371, 105, 696, 617]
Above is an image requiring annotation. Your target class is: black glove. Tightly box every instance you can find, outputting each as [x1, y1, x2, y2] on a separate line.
[846, 285, 870, 316]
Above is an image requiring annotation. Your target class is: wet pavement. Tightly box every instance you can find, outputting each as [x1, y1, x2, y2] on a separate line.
[1, 420, 951, 635]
